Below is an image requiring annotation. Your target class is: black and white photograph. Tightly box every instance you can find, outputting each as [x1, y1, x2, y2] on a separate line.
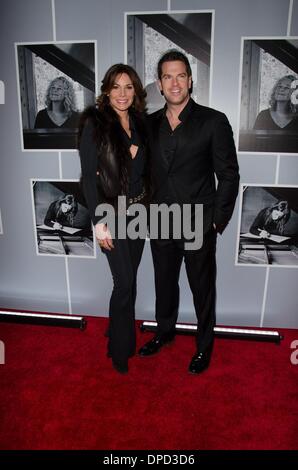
[236, 185, 298, 267]
[126, 11, 213, 114]
[31, 180, 95, 258]
[238, 38, 298, 153]
[16, 41, 96, 150]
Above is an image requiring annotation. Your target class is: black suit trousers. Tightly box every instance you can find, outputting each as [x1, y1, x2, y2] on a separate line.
[150, 229, 217, 352]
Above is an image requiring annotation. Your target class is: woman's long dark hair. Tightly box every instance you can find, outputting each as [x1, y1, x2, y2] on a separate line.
[78, 64, 149, 198]
[98, 64, 148, 194]
[78, 64, 151, 200]
[264, 200, 291, 234]
[54, 194, 78, 226]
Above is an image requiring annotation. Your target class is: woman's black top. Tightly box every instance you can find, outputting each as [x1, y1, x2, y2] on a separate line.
[122, 117, 146, 198]
[79, 115, 145, 225]
[34, 109, 80, 129]
[253, 109, 298, 131]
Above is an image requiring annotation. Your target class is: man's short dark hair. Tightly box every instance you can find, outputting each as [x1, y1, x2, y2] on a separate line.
[157, 50, 192, 80]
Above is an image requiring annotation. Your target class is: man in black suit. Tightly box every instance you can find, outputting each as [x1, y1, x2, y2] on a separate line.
[138, 50, 240, 374]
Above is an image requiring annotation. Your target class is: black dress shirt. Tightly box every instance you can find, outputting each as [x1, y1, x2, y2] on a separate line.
[159, 98, 194, 204]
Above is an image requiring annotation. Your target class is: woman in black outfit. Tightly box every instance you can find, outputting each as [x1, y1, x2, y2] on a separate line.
[44, 194, 78, 230]
[78, 64, 150, 374]
[249, 200, 290, 239]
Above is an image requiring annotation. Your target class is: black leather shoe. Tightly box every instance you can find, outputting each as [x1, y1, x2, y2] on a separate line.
[188, 350, 212, 374]
[107, 350, 135, 359]
[112, 359, 128, 374]
[138, 332, 175, 356]
[104, 325, 110, 338]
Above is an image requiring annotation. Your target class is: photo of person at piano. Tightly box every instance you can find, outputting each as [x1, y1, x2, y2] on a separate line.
[44, 193, 78, 230]
[253, 75, 298, 131]
[249, 200, 291, 239]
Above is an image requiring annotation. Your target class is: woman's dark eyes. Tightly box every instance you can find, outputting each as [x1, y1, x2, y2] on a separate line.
[112, 85, 133, 89]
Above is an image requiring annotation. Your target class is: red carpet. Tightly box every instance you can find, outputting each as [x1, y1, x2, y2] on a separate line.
[0, 316, 297, 450]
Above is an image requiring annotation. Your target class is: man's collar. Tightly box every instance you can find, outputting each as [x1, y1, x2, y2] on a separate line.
[178, 97, 194, 121]
[162, 97, 194, 122]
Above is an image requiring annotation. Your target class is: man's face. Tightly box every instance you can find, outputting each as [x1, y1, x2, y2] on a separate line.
[158, 60, 192, 107]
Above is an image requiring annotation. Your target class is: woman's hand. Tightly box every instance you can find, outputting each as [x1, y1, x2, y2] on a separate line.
[95, 223, 114, 250]
[259, 229, 270, 239]
[53, 222, 63, 230]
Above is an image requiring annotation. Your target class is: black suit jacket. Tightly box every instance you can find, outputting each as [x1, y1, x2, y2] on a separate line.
[147, 98, 240, 234]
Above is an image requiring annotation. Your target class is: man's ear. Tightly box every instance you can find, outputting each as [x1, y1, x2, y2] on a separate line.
[158, 80, 164, 96]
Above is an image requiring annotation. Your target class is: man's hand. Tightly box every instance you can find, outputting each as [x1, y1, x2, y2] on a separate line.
[213, 222, 225, 234]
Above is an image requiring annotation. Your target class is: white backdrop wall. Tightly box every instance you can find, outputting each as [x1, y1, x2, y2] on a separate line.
[0, 0, 297, 328]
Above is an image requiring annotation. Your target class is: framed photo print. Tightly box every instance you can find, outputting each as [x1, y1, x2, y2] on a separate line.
[236, 184, 298, 267]
[238, 38, 298, 153]
[16, 41, 97, 151]
[31, 179, 95, 258]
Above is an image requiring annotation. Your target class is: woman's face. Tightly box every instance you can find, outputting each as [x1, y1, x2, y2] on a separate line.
[61, 202, 72, 213]
[274, 78, 293, 102]
[108, 73, 135, 114]
[272, 209, 283, 221]
[49, 79, 65, 102]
